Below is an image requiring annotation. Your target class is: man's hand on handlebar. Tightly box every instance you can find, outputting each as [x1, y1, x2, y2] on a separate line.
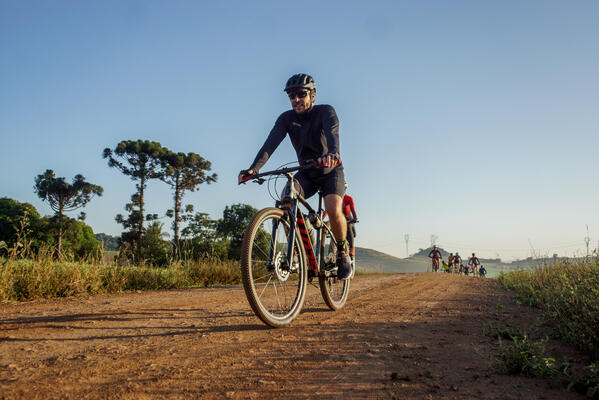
[317, 153, 341, 168]
[238, 169, 255, 185]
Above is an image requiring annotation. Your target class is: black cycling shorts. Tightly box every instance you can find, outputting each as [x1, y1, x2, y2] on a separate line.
[284, 165, 345, 199]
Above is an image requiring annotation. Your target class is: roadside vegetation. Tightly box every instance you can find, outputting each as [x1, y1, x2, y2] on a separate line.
[493, 259, 599, 397]
[0, 139, 263, 302]
[0, 254, 241, 302]
[485, 321, 599, 398]
[497, 259, 599, 357]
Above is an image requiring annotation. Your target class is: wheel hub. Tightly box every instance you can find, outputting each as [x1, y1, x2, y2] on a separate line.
[272, 251, 290, 281]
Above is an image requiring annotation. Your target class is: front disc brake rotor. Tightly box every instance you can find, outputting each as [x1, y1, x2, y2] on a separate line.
[273, 251, 290, 281]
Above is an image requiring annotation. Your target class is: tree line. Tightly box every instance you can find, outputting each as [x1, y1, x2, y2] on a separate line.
[0, 139, 257, 265]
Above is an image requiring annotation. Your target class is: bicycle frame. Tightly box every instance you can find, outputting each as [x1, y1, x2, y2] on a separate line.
[277, 171, 335, 277]
[248, 166, 337, 278]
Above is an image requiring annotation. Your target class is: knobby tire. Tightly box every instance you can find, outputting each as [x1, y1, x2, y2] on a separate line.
[240, 207, 307, 328]
[318, 222, 350, 310]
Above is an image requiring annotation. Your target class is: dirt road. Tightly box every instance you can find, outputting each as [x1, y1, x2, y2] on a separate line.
[0, 273, 586, 399]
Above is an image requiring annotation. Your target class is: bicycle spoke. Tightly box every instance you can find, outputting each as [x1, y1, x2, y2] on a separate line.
[257, 275, 274, 300]
[272, 281, 283, 312]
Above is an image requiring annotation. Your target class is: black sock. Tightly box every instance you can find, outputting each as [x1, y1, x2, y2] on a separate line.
[336, 239, 347, 254]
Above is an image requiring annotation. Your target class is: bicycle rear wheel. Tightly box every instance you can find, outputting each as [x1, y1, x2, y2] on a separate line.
[318, 224, 350, 310]
[240, 207, 307, 327]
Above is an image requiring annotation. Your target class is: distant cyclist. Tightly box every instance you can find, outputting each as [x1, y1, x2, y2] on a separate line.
[448, 253, 455, 272]
[441, 260, 450, 273]
[479, 265, 487, 277]
[468, 253, 481, 277]
[342, 183, 358, 261]
[428, 245, 442, 272]
[238, 73, 352, 280]
[454, 252, 462, 274]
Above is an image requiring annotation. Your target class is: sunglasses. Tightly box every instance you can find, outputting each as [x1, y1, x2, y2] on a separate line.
[288, 90, 310, 100]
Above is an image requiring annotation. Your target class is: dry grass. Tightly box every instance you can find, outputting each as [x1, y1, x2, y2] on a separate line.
[0, 257, 241, 302]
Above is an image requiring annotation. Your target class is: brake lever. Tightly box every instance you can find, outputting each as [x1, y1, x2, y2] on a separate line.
[255, 178, 266, 185]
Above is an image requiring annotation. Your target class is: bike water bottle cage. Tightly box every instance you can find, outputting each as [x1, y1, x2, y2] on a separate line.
[307, 211, 322, 228]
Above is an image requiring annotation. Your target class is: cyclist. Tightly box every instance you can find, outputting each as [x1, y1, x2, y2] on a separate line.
[238, 73, 352, 280]
[454, 252, 462, 274]
[442, 260, 450, 273]
[468, 253, 481, 277]
[342, 183, 358, 261]
[479, 265, 487, 277]
[428, 245, 442, 272]
[448, 253, 455, 272]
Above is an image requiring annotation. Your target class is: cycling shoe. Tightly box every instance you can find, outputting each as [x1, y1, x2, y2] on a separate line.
[336, 252, 352, 280]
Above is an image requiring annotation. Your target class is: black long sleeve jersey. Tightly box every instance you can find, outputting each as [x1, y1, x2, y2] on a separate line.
[249, 105, 340, 175]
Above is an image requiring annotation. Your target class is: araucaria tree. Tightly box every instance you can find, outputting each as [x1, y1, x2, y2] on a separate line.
[34, 170, 103, 258]
[103, 140, 166, 260]
[160, 151, 217, 256]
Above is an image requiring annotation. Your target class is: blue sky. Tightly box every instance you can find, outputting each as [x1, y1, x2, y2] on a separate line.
[1, 1, 598, 261]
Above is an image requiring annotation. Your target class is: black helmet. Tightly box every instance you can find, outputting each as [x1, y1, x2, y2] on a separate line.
[284, 73, 316, 92]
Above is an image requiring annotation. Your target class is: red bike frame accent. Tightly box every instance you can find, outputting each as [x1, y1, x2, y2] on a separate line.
[296, 217, 318, 272]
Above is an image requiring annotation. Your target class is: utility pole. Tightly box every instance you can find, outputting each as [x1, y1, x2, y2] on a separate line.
[430, 234, 438, 248]
[585, 225, 591, 257]
[404, 234, 409, 257]
[528, 239, 536, 260]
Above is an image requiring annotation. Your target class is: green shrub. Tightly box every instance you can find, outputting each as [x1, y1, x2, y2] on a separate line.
[494, 334, 551, 376]
[497, 259, 599, 359]
[490, 324, 599, 397]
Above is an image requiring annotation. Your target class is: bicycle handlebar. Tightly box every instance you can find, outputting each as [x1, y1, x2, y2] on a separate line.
[240, 154, 339, 185]
[238, 163, 313, 185]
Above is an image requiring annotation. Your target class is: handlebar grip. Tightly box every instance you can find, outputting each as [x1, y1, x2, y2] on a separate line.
[239, 175, 253, 184]
[238, 169, 256, 184]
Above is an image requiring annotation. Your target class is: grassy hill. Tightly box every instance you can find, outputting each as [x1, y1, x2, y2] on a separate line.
[355, 247, 429, 273]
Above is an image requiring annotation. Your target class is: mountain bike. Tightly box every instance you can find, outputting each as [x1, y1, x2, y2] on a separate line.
[239, 162, 353, 327]
[430, 257, 440, 272]
[472, 264, 480, 277]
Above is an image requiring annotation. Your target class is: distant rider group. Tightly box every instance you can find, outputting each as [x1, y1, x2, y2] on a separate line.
[428, 246, 487, 277]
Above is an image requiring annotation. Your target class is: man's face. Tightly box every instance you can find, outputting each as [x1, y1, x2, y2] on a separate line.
[287, 89, 314, 114]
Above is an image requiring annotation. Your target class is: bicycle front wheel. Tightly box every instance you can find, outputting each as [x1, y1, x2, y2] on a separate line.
[318, 223, 350, 310]
[240, 207, 307, 327]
